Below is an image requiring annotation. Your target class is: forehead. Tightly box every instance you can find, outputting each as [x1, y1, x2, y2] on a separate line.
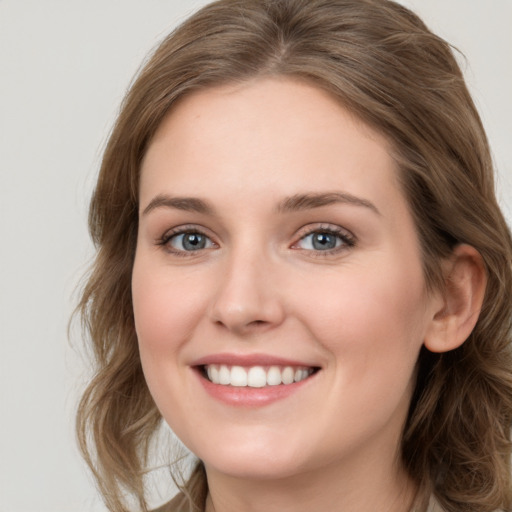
[140, 78, 402, 211]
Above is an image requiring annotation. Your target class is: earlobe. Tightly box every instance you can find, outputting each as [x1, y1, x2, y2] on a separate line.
[424, 244, 487, 354]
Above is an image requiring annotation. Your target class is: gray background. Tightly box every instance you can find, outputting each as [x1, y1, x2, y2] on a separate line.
[1, 1, 511, 511]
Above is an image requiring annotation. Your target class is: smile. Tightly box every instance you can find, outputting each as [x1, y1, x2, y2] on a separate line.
[203, 364, 315, 387]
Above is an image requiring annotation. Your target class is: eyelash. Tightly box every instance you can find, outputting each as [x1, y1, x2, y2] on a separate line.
[156, 225, 216, 257]
[292, 225, 356, 256]
[156, 224, 356, 257]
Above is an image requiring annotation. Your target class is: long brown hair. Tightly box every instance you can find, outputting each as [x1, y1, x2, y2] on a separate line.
[76, 1, 512, 511]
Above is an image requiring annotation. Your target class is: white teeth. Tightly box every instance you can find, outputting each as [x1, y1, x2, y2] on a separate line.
[247, 366, 267, 388]
[207, 365, 219, 383]
[230, 366, 247, 387]
[219, 365, 230, 385]
[204, 364, 314, 387]
[267, 366, 282, 386]
[281, 366, 295, 385]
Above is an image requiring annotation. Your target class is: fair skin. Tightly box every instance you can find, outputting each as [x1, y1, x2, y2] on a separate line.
[132, 78, 485, 512]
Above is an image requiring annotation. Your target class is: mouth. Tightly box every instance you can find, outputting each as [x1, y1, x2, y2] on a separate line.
[199, 364, 320, 388]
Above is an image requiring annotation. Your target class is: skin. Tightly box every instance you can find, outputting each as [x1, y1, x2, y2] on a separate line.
[132, 78, 453, 512]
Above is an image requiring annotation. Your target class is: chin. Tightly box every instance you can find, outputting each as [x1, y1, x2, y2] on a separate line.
[187, 436, 309, 481]
[204, 455, 306, 481]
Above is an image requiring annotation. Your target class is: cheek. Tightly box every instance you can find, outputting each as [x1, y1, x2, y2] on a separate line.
[295, 260, 429, 436]
[131, 257, 207, 361]
[131, 257, 211, 425]
[297, 258, 429, 372]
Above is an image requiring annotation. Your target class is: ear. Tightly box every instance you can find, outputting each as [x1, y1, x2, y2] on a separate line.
[424, 244, 487, 353]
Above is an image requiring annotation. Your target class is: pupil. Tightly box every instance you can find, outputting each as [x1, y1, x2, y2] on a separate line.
[312, 233, 336, 250]
[183, 233, 205, 250]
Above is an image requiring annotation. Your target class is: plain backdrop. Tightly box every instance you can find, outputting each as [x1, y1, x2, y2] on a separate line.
[0, 1, 511, 511]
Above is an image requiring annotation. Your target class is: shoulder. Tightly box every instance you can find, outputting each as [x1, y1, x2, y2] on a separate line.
[428, 499, 444, 512]
[412, 496, 446, 512]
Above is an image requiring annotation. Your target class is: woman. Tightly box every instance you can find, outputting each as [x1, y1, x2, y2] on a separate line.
[76, 1, 512, 511]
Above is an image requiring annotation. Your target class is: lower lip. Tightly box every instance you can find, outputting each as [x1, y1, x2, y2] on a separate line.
[194, 369, 316, 407]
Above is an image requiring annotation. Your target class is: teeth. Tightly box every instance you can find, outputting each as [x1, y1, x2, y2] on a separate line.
[207, 365, 218, 383]
[204, 364, 314, 387]
[282, 366, 295, 385]
[231, 366, 247, 387]
[267, 366, 282, 386]
[219, 365, 231, 385]
[247, 366, 267, 388]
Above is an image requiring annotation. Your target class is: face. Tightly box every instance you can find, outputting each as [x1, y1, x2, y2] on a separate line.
[132, 78, 440, 482]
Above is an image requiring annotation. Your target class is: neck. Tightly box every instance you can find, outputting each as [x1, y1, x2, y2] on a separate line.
[204, 454, 417, 512]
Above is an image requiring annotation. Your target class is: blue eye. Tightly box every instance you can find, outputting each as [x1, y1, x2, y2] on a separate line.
[168, 231, 214, 252]
[296, 229, 354, 252]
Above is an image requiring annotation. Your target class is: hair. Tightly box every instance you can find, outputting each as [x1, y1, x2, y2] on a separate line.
[75, 0, 512, 511]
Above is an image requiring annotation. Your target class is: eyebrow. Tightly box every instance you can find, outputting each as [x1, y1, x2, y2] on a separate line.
[276, 192, 380, 215]
[142, 195, 214, 216]
[141, 191, 380, 217]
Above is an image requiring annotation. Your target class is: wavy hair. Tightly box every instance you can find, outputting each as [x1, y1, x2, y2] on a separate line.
[75, 1, 512, 511]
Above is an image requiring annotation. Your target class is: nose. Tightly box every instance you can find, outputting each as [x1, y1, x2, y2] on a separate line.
[208, 246, 286, 335]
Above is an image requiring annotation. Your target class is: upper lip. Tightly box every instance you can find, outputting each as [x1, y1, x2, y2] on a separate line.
[191, 353, 320, 368]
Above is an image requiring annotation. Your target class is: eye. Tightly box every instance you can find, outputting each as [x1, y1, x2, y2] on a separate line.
[171, 232, 212, 251]
[159, 228, 216, 254]
[293, 227, 355, 254]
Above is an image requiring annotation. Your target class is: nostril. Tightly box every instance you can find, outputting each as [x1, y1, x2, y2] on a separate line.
[248, 320, 270, 328]
[213, 318, 270, 334]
